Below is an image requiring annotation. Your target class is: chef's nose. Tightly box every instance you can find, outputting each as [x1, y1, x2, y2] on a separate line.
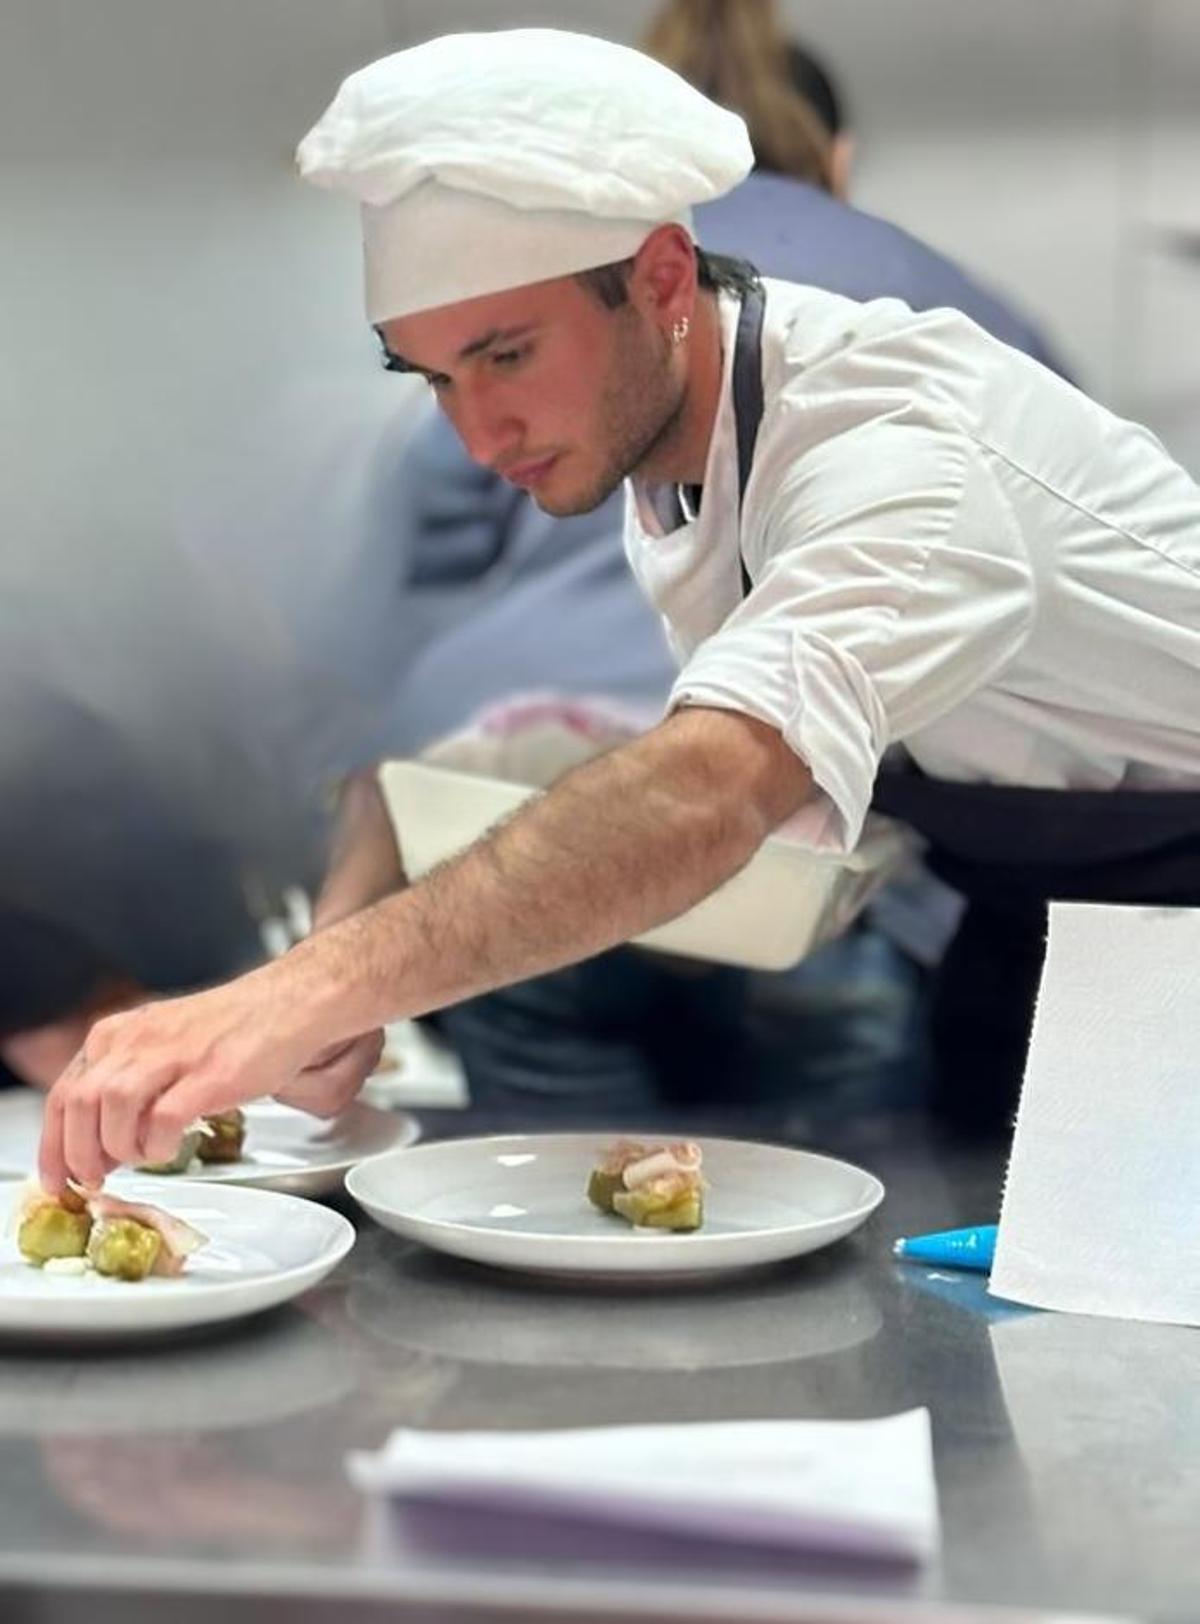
[450, 385, 523, 472]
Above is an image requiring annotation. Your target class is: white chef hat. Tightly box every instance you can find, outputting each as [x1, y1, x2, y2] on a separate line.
[296, 28, 753, 323]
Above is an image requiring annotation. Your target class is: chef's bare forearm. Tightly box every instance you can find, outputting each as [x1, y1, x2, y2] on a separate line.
[284, 707, 813, 1040]
[312, 769, 406, 931]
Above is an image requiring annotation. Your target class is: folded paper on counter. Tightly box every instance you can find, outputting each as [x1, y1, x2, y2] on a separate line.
[348, 1408, 939, 1563]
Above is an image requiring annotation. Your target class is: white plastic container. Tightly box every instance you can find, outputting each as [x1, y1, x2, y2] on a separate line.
[378, 760, 915, 972]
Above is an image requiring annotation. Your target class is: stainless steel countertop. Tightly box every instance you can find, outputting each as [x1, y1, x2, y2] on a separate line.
[0, 1113, 1193, 1623]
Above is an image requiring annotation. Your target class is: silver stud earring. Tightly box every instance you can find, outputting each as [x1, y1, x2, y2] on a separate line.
[670, 315, 690, 346]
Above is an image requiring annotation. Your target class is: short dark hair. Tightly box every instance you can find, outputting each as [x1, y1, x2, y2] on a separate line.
[577, 248, 761, 310]
[374, 249, 764, 374]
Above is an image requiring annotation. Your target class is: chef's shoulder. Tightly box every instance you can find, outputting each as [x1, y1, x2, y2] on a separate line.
[762, 274, 1024, 427]
[747, 294, 1026, 580]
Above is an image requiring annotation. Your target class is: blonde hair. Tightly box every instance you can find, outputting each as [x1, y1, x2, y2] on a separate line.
[642, 0, 834, 190]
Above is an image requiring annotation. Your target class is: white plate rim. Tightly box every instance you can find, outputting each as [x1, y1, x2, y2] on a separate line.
[344, 1132, 885, 1252]
[166, 1100, 421, 1190]
[0, 1180, 357, 1326]
[0, 1092, 419, 1193]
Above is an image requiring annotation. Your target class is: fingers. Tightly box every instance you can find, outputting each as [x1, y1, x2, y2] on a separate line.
[63, 1084, 122, 1192]
[96, 1060, 179, 1169]
[36, 981, 340, 1187]
[135, 1082, 226, 1168]
[38, 1009, 216, 1189]
[40, 1054, 122, 1194]
[43, 1060, 217, 1188]
[274, 1030, 384, 1118]
[38, 1081, 70, 1194]
[40, 1044, 174, 1192]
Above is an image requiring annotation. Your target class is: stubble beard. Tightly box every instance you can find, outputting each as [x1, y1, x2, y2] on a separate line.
[533, 316, 687, 519]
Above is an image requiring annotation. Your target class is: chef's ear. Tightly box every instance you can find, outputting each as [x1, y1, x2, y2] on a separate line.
[627, 223, 697, 328]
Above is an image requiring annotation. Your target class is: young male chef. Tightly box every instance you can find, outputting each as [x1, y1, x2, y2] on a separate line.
[40, 29, 1200, 1189]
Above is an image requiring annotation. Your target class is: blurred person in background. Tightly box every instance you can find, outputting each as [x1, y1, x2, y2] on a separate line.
[645, 0, 857, 202]
[311, 0, 1072, 1135]
[0, 912, 143, 1091]
[0, 897, 377, 1117]
[0, 689, 268, 1092]
[652, 0, 1070, 372]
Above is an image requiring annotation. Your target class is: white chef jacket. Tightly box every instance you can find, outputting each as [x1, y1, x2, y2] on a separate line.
[625, 279, 1200, 855]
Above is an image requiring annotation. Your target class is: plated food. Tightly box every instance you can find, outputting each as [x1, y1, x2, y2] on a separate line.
[14, 1182, 207, 1282]
[1, 1179, 357, 1339]
[587, 1140, 704, 1231]
[345, 1132, 886, 1280]
[139, 1108, 246, 1174]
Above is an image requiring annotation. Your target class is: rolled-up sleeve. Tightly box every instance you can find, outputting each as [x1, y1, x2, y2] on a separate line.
[669, 423, 1033, 853]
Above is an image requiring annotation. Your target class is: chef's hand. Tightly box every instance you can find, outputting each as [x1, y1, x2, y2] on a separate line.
[37, 968, 334, 1193]
[273, 1028, 385, 1117]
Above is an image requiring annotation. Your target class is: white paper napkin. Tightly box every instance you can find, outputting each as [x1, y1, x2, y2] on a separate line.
[347, 1409, 939, 1562]
[990, 902, 1200, 1325]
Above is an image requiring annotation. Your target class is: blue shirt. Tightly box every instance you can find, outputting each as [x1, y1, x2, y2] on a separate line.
[697, 171, 1071, 377]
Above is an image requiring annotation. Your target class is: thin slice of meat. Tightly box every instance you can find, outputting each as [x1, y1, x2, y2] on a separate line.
[621, 1142, 703, 1190]
[86, 1191, 207, 1276]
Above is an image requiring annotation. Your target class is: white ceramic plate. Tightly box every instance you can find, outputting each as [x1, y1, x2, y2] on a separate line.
[0, 1092, 419, 1196]
[345, 1134, 884, 1280]
[0, 1179, 355, 1341]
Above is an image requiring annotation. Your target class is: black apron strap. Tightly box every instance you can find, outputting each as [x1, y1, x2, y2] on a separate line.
[732, 282, 766, 598]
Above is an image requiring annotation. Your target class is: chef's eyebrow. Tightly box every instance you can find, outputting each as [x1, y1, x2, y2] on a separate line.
[374, 327, 420, 374]
[455, 323, 538, 361]
[374, 323, 539, 377]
